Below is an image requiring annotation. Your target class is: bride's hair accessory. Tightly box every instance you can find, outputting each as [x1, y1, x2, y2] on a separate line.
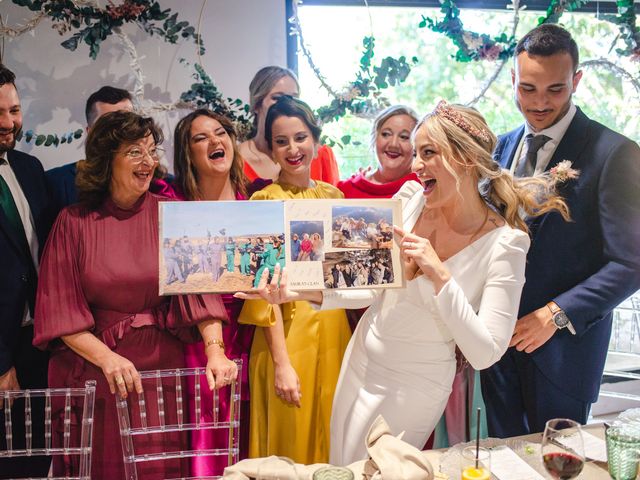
[433, 100, 491, 144]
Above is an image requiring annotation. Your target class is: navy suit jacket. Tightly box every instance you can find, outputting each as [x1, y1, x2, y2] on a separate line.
[45, 161, 77, 216]
[0, 150, 53, 375]
[493, 107, 640, 402]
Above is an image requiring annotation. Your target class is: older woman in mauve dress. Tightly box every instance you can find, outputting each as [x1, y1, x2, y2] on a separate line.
[34, 111, 237, 480]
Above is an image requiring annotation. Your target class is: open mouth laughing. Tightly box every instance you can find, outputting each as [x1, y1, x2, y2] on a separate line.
[208, 148, 225, 160]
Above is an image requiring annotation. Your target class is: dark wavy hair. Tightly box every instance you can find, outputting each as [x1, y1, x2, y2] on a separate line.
[264, 95, 321, 148]
[173, 109, 247, 200]
[76, 110, 165, 209]
[515, 24, 579, 72]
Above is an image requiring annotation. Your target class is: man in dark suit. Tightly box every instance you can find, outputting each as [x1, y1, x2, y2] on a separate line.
[481, 24, 640, 437]
[45, 86, 133, 212]
[0, 64, 52, 476]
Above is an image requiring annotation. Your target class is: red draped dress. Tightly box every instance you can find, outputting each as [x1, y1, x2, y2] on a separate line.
[337, 171, 419, 199]
[33, 192, 228, 479]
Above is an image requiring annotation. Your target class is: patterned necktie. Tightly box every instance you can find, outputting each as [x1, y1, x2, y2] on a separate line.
[516, 134, 551, 177]
[0, 172, 38, 314]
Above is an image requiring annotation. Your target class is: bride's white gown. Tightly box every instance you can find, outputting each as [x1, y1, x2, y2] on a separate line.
[321, 181, 530, 465]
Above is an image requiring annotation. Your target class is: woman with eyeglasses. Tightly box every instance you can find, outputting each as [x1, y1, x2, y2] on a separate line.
[33, 111, 237, 479]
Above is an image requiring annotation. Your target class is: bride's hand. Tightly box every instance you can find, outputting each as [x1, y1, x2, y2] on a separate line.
[393, 226, 450, 290]
[233, 264, 300, 304]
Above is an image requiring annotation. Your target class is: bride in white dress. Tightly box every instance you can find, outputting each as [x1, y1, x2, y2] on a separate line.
[241, 101, 570, 465]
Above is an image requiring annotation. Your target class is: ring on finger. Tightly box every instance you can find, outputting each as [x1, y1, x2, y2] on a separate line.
[115, 375, 125, 385]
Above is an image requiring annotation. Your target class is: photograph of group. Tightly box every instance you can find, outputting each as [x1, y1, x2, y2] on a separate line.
[159, 198, 404, 294]
[159, 200, 285, 295]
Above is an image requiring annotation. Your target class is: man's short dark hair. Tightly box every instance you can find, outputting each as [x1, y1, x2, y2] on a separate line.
[515, 24, 579, 72]
[0, 64, 17, 87]
[85, 86, 132, 125]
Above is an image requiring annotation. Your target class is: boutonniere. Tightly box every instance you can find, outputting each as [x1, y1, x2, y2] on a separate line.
[549, 160, 580, 184]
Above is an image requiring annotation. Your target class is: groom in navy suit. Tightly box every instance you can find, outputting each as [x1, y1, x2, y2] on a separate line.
[481, 24, 640, 436]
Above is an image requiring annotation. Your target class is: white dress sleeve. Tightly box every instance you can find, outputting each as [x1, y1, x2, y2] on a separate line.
[422, 228, 530, 370]
[317, 288, 382, 310]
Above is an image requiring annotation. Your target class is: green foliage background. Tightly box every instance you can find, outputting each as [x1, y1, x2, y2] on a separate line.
[298, 7, 639, 178]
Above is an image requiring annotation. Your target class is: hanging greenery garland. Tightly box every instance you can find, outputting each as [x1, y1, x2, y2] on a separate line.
[602, 0, 640, 60]
[288, 3, 418, 128]
[3, 0, 638, 148]
[537, 0, 588, 25]
[178, 62, 253, 140]
[314, 36, 417, 126]
[16, 128, 84, 147]
[10, 0, 203, 59]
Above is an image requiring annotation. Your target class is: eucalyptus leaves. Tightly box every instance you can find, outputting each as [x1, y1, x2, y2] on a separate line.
[11, 0, 203, 59]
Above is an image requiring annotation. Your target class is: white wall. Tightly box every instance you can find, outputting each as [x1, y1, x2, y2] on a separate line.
[1, 0, 287, 169]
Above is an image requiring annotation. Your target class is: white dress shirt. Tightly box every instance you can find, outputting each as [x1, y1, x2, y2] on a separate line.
[0, 151, 40, 325]
[511, 103, 577, 175]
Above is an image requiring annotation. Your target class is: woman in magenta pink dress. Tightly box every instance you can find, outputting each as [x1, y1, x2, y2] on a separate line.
[33, 111, 237, 479]
[338, 105, 419, 199]
[173, 108, 254, 477]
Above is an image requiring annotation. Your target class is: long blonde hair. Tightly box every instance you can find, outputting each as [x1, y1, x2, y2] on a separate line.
[416, 103, 570, 232]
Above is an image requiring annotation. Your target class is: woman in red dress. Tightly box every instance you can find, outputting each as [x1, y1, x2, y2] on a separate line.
[239, 66, 340, 185]
[34, 111, 237, 479]
[338, 104, 419, 199]
[173, 108, 254, 477]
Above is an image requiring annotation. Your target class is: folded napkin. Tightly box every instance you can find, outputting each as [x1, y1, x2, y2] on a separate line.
[223, 415, 433, 479]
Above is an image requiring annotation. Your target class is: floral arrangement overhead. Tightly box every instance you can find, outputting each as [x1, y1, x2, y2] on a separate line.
[418, 0, 517, 62]
[10, 0, 203, 59]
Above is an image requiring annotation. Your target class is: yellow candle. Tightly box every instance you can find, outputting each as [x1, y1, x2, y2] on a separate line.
[461, 466, 490, 480]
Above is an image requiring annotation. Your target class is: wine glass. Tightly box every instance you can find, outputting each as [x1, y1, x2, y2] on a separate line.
[541, 418, 585, 479]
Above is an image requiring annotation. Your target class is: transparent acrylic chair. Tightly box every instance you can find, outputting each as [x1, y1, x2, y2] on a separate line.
[601, 294, 640, 402]
[0, 379, 97, 480]
[116, 362, 242, 480]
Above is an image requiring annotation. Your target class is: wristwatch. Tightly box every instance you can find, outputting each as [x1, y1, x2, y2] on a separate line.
[547, 302, 576, 335]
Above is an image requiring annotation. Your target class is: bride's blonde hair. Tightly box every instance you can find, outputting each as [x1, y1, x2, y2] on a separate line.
[416, 101, 570, 232]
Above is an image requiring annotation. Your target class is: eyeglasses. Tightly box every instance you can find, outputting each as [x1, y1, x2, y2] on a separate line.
[118, 146, 164, 165]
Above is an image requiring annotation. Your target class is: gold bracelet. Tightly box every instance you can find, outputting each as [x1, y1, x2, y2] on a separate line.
[205, 338, 225, 350]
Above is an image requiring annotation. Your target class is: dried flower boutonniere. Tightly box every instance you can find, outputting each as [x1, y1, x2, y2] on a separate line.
[549, 160, 580, 184]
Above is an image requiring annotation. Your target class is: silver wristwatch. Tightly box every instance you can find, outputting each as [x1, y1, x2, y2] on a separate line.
[547, 302, 576, 335]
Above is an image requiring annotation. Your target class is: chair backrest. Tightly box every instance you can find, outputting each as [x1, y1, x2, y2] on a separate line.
[116, 362, 242, 480]
[609, 295, 640, 354]
[0, 380, 97, 480]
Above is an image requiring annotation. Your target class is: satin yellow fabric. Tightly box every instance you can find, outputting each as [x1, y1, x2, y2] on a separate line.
[238, 180, 351, 464]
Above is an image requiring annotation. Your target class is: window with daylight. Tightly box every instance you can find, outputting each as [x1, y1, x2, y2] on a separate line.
[293, 2, 639, 177]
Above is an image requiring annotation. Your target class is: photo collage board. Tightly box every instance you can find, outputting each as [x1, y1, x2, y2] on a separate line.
[159, 198, 404, 295]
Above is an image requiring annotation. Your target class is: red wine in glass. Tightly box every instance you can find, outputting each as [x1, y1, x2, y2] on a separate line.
[542, 418, 585, 480]
[542, 452, 584, 479]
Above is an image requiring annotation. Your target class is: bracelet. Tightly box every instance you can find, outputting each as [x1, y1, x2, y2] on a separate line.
[205, 338, 225, 350]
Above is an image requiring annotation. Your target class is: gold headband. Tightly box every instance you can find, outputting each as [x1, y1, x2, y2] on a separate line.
[432, 100, 491, 144]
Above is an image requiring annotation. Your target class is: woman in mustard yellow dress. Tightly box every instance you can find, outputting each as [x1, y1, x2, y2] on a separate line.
[236, 96, 351, 464]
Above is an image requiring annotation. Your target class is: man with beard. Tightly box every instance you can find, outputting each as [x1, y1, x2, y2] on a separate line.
[482, 24, 640, 437]
[0, 64, 52, 476]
